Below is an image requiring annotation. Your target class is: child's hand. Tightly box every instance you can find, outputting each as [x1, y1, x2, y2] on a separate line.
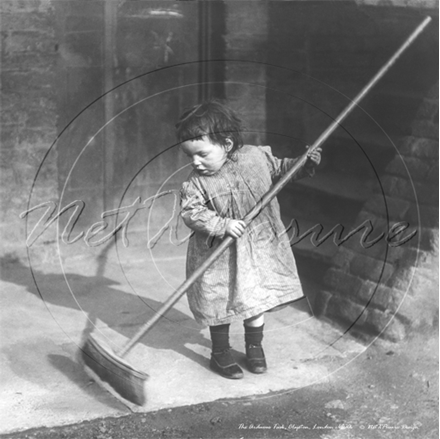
[306, 145, 322, 166]
[225, 219, 246, 238]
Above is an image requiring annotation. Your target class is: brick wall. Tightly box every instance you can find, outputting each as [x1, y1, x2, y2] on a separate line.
[264, 2, 438, 341]
[319, 84, 438, 341]
[1, 0, 59, 262]
[2, 1, 270, 264]
[1, 1, 200, 263]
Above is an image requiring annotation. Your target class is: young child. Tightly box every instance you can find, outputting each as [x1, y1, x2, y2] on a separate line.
[177, 100, 321, 379]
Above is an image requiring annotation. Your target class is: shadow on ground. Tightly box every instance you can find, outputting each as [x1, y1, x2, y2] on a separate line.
[0, 253, 211, 397]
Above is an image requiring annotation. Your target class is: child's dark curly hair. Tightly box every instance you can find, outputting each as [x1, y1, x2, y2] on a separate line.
[175, 100, 244, 155]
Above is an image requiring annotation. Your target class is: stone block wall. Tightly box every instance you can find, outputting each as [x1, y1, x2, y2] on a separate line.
[1, 1, 201, 263]
[1, 0, 59, 261]
[1, 1, 271, 264]
[1, 1, 272, 257]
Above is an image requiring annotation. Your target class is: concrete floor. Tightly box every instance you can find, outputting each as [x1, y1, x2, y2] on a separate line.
[0, 237, 365, 434]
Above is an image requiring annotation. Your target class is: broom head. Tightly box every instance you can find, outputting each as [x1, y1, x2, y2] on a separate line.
[81, 334, 149, 407]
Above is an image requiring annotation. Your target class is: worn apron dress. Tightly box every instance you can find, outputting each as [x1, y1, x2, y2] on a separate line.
[180, 145, 308, 326]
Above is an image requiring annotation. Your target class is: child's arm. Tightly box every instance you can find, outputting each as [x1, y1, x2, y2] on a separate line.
[260, 145, 321, 180]
[180, 181, 246, 239]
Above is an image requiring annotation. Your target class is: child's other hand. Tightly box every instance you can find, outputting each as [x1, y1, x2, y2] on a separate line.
[225, 219, 246, 238]
[306, 145, 322, 166]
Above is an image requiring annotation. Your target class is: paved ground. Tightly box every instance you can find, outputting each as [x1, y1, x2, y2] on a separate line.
[0, 237, 368, 435]
[2, 327, 438, 439]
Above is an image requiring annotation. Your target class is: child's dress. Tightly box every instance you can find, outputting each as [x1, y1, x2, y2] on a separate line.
[180, 145, 311, 326]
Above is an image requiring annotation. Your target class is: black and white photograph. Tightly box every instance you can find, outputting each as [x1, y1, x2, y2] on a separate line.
[0, 1, 438, 438]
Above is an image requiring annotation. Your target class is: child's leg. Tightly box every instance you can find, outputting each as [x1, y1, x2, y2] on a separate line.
[209, 324, 243, 379]
[243, 313, 267, 374]
[209, 324, 230, 352]
[244, 313, 264, 327]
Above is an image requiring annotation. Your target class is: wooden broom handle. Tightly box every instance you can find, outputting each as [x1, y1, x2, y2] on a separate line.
[118, 16, 431, 357]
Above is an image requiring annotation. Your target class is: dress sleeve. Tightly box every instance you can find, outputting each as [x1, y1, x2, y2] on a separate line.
[259, 145, 315, 180]
[180, 179, 229, 238]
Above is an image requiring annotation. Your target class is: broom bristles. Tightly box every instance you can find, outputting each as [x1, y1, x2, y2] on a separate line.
[81, 335, 148, 407]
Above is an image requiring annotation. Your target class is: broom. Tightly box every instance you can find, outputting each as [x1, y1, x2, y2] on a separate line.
[81, 16, 431, 407]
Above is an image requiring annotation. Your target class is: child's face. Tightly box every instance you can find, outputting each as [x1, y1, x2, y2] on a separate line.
[181, 136, 232, 176]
